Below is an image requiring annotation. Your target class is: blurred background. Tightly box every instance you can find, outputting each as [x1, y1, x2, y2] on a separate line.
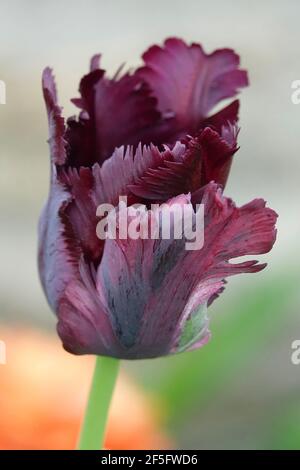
[0, 0, 300, 449]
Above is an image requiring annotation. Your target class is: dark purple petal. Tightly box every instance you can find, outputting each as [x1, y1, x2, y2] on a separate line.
[65, 67, 105, 167]
[68, 60, 163, 166]
[91, 186, 277, 358]
[91, 124, 237, 209]
[38, 178, 81, 310]
[127, 141, 201, 201]
[92, 140, 199, 205]
[137, 38, 248, 135]
[42, 68, 67, 165]
[92, 143, 169, 206]
[57, 261, 120, 356]
[58, 167, 103, 263]
[38, 173, 121, 356]
[197, 123, 239, 188]
[128, 125, 238, 200]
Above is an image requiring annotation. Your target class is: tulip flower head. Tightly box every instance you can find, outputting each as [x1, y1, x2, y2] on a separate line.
[39, 38, 277, 359]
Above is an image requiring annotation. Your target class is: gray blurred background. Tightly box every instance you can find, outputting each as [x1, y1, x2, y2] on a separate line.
[0, 0, 300, 449]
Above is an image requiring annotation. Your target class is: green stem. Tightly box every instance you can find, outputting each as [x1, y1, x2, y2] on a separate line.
[78, 356, 120, 450]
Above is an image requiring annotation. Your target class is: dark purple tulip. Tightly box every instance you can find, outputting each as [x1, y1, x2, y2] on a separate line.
[39, 38, 277, 359]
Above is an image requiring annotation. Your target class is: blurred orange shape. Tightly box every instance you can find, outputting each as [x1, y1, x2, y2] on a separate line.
[0, 327, 171, 450]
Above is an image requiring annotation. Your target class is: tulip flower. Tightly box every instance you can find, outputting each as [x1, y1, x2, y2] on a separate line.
[38, 38, 277, 449]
